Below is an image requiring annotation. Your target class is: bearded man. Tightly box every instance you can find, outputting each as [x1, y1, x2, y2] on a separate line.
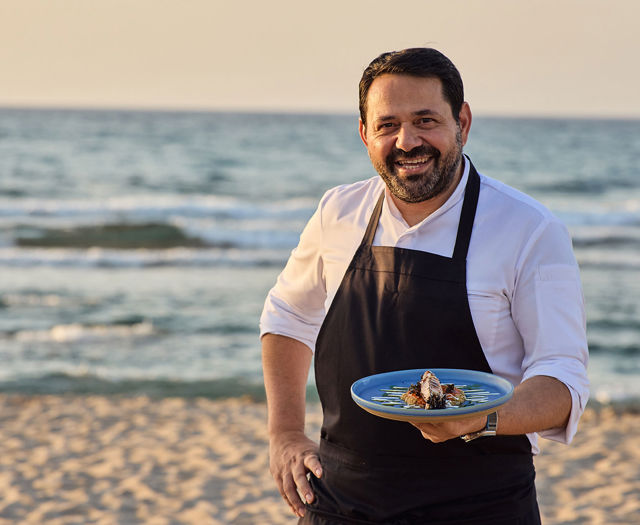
[260, 48, 589, 524]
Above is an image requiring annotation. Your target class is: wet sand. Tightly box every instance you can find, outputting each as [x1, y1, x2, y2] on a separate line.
[0, 395, 637, 524]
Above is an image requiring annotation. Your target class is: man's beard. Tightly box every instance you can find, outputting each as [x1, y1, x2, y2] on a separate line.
[373, 129, 463, 204]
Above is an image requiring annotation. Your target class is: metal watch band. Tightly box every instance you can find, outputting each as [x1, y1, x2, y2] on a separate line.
[461, 411, 498, 442]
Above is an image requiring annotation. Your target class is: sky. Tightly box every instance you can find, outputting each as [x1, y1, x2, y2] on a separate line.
[1, 0, 639, 118]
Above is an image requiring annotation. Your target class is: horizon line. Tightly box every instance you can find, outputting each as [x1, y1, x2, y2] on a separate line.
[1, 103, 639, 122]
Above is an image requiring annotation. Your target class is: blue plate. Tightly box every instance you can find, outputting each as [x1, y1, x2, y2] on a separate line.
[351, 368, 514, 422]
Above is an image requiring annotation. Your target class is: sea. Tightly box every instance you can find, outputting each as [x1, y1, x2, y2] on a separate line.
[0, 108, 638, 406]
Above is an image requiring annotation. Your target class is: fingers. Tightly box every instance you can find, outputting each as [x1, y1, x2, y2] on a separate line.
[414, 423, 449, 443]
[304, 453, 323, 479]
[411, 416, 485, 443]
[281, 471, 307, 517]
[275, 450, 322, 518]
[411, 421, 455, 443]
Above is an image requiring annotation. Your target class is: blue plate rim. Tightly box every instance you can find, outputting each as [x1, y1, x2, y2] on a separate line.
[350, 368, 514, 419]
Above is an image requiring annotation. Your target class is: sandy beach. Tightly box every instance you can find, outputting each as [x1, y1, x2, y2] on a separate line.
[0, 395, 637, 525]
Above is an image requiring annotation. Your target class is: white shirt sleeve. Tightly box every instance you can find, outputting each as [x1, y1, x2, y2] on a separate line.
[512, 219, 590, 444]
[259, 198, 328, 352]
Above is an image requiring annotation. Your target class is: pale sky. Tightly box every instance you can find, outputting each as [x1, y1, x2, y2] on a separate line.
[1, 0, 638, 118]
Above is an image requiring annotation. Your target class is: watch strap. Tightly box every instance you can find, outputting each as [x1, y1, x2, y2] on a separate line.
[461, 411, 498, 442]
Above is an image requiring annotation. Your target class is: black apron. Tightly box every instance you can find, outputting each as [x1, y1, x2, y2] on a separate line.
[302, 163, 541, 524]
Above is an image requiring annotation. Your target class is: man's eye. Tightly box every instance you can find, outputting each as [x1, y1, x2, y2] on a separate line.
[379, 122, 395, 130]
[419, 118, 434, 124]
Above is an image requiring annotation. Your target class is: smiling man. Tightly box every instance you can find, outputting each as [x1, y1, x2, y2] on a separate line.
[360, 73, 469, 224]
[260, 48, 589, 524]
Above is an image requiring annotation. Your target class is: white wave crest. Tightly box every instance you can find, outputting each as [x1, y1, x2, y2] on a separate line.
[0, 194, 316, 222]
[0, 246, 289, 268]
[13, 321, 155, 344]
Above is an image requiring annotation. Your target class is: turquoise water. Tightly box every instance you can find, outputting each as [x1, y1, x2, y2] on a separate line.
[0, 108, 638, 403]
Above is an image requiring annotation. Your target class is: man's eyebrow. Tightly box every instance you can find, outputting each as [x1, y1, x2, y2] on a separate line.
[374, 109, 441, 122]
[375, 115, 397, 123]
[414, 109, 441, 117]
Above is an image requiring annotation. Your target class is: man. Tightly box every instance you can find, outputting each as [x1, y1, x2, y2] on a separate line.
[260, 48, 589, 524]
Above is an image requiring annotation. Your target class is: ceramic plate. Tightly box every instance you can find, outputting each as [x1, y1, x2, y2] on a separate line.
[351, 368, 514, 422]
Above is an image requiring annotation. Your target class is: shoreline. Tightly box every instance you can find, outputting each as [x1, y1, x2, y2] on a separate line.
[0, 395, 638, 524]
[2, 379, 640, 411]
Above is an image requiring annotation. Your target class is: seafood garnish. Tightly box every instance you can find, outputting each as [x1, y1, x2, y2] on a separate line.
[400, 370, 466, 410]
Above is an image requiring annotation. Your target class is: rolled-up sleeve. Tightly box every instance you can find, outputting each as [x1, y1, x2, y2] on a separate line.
[259, 198, 328, 353]
[512, 219, 590, 444]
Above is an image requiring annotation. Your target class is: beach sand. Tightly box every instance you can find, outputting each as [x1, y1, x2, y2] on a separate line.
[0, 395, 637, 525]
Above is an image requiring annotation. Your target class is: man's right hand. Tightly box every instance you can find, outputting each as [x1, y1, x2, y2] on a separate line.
[269, 430, 323, 518]
[262, 334, 318, 517]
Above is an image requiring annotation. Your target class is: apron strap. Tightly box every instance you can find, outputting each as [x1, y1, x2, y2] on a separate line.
[360, 157, 481, 258]
[360, 190, 385, 247]
[452, 160, 481, 260]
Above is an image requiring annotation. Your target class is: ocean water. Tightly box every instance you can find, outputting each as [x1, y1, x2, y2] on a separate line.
[0, 108, 638, 404]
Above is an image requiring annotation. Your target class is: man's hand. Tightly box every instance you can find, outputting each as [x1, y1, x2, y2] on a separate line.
[412, 375, 573, 443]
[262, 334, 318, 516]
[269, 430, 323, 518]
[411, 414, 486, 443]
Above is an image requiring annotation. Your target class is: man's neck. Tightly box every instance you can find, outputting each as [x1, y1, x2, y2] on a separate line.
[389, 166, 464, 227]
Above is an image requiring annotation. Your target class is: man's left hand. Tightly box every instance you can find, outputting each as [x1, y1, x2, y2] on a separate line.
[411, 414, 486, 443]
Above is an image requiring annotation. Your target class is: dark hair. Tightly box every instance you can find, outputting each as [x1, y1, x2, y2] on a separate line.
[358, 48, 464, 125]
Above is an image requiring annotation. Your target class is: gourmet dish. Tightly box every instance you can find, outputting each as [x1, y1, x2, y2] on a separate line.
[400, 370, 466, 409]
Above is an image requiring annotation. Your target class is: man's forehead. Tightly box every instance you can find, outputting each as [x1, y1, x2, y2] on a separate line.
[366, 75, 448, 120]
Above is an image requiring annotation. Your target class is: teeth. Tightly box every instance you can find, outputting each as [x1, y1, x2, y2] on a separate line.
[397, 157, 430, 166]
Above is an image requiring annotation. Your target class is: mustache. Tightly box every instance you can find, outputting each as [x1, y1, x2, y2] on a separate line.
[387, 144, 440, 163]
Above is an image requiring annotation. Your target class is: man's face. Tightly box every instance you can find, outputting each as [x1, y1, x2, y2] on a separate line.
[359, 74, 471, 203]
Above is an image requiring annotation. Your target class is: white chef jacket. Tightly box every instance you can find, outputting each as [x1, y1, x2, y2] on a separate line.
[260, 156, 590, 454]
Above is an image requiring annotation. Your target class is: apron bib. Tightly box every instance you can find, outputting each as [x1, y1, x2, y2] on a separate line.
[303, 164, 540, 524]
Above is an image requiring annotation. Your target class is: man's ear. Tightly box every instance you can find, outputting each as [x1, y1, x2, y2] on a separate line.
[358, 119, 369, 147]
[458, 102, 472, 146]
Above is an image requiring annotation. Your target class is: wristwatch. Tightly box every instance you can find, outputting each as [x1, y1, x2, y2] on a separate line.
[461, 411, 498, 442]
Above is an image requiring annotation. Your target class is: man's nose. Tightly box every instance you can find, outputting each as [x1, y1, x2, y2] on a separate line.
[395, 125, 422, 152]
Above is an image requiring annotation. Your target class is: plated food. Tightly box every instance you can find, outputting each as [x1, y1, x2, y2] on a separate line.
[401, 370, 466, 409]
[350, 368, 514, 423]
